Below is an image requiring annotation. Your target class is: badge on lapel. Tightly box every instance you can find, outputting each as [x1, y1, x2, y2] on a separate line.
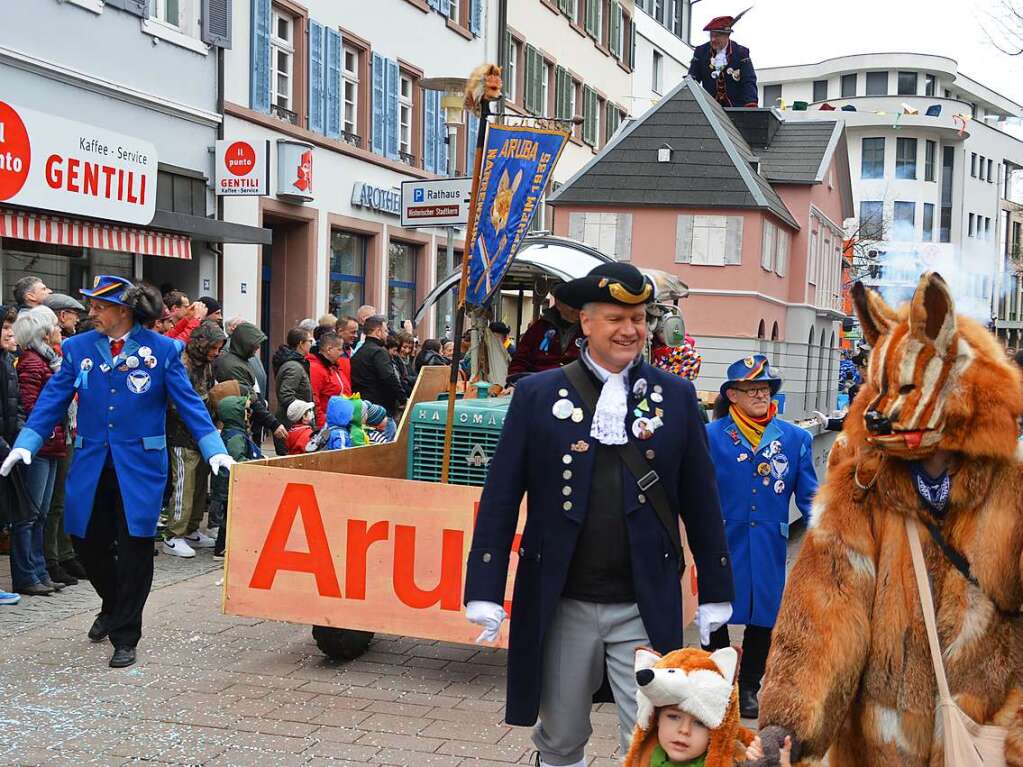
[570, 440, 589, 453]
[126, 370, 152, 394]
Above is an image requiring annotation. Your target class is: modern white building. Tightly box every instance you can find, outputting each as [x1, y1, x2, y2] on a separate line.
[220, 0, 490, 345]
[630, 0, 693, 117]
[759, 53, 1023, 336]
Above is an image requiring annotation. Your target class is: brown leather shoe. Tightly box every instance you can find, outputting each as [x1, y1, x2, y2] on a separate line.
[17, 582, 54, 596]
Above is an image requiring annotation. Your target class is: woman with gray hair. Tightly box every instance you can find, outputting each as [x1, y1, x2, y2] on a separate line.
[10, 305, 67, 596]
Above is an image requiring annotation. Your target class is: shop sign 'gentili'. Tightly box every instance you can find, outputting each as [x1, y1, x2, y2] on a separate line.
[0, 100, 157, 225]
[215, 139, 269, 197]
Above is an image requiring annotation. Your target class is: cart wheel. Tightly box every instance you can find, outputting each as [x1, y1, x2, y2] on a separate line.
[312, 626, 374, 661]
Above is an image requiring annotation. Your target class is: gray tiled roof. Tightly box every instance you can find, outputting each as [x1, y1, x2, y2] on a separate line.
[758, 122, 842, 184]
[548, 78, 800, 230]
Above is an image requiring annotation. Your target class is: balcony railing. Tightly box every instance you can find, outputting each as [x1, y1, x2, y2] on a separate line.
[271, 104, 299, 125]
[342, 130, 362, 148]
[399, 151, 417, 167]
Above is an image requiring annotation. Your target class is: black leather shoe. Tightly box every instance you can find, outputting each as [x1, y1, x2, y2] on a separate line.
[61, 557, 88, 579]
[48, 564, 78, 586]
[109, 647, 136, 668]
[17, 582, 54, 596]
[88, 614, 108, 642]
[739, 685, 760, 720]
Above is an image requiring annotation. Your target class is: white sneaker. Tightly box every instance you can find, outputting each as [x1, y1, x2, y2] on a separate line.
[163, 537, 196, 558]
[183, 531, 216, 549]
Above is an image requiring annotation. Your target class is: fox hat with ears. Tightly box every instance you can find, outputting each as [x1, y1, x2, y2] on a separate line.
[624, 647, 755, 767]
[750, 270, 1023, 767]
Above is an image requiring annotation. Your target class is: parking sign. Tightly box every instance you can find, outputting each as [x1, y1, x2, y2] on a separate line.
[400, 177, 472, 228]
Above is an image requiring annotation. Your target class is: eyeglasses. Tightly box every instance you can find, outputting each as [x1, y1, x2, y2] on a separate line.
[734, 386, 771, 398]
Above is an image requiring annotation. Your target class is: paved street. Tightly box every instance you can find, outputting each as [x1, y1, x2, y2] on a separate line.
[0, 548, 625, 767]
[0, 528, 796, 767]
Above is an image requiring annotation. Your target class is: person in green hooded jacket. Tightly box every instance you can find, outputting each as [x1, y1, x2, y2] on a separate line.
[210, 395, 263, 558]
[214, 321, 286, 449]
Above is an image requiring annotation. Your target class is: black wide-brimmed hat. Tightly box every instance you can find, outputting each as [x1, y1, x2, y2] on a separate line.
[554, 263, 655, 310]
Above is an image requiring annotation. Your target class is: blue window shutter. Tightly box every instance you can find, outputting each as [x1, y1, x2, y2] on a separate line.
[465, 113, 479, 171]
[427, 0, 439, 9]
[470, 0, 482, 36]
[385, 58, 399, 161]
[424, 91, 437, 173]
[308, 20, 325, 134]
[249, 0, 271, 113]
[371, 53, 385, 155]
[324, 28, 342, 138]
[437, 107, 448, 175]
[439, 0, 450, 16]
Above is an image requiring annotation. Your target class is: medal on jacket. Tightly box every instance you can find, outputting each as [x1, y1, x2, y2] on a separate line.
[552, 399, 574, 420]
[757, 461, 771, 476]
[74, 358, 93, 391]
[633, 378, 648, 398]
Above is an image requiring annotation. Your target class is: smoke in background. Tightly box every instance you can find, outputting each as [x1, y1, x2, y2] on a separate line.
[867, 244, 994, 322]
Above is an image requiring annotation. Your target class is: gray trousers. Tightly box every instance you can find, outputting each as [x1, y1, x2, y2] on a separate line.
[532, 599, 650, 765]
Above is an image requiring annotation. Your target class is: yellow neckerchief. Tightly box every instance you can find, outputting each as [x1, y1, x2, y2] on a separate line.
[729, 402, 777, 449]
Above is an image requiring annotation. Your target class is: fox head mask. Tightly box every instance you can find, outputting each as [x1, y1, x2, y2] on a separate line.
[850, 271, 1022, 460]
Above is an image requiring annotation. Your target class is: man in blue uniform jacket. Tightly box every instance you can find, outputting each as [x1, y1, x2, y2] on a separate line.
[0, 276, 232, 669]
[688, 11, 759, 108]
[464, 263, 734, 767]
[704, 354, 817, 719]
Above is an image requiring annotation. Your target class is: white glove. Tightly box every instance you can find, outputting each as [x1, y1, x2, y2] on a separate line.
[0, 447, 32, 477]
[695, 602, 733, 647]
[209, 453, 236, 476]
[465, 600, 507, 644]
[811, 410, 829, 428]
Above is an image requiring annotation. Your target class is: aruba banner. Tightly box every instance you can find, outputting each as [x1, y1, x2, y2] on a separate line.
[464, 123, 569, 306]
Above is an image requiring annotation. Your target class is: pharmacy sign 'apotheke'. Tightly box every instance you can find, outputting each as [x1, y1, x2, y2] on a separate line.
[0, 100, 157, 225]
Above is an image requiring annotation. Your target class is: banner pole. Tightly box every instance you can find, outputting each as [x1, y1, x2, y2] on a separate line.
[441, 99, 490, 484]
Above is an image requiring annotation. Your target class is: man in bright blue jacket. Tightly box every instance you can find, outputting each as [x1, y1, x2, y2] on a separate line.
[704, 354, 817, 719]
[0, 276, 232, 669]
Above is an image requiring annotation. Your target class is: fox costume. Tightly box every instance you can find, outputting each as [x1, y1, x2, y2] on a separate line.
[750, 272, 1023, 766]
[625, 647, 756, 767]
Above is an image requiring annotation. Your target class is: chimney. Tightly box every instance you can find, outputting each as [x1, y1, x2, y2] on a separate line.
[724, 107, 782, 149]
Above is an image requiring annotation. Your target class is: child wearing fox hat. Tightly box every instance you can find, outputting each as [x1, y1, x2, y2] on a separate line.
[624, 647, 792, 767]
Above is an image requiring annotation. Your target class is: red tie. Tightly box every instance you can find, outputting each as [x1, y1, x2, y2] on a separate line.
[110, 338, 124, 358]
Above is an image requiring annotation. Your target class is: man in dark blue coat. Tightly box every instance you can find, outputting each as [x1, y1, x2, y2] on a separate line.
[464, 263, 734, 767]
[688, 11, 759, 108]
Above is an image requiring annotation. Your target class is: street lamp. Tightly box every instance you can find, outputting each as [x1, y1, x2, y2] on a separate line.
[420, 77, 468, 338]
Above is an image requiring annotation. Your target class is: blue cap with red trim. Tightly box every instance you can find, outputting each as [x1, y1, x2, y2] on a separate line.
[720, 353, 782, 396]
[79, 274, 133, 307]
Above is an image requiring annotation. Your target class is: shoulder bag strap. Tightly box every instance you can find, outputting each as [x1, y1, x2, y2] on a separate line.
[563, 360, 684, 559]
[905, 515, 954, 705]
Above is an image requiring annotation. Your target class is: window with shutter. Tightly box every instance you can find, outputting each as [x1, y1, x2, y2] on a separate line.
[628, 14, 636, 69]
[201, 0, 231, 47]
[470, 0, 482, 36]
[524, 45, 540, 115]
[724, 216, 743, 264]
[307, 20, 325, 135]
[385, 59, 399, 161]
[371, 53, 385, 155]
[436, 100, 448, 174]
[555, 66, 567, 119]
[610, 3, 623, 58]
[586, 0, 599, 37]
[324, 28, 342, 138]
[775, 228, 789, 277]
[676, 215, 742, 265]
[465, 113, 479, 170]
[249, 0, 271, 113]
[424, 91, 437, 173]
[675, 215, 694, 263]
[582, 87, 597, 146]
[761, 219, 775, 271]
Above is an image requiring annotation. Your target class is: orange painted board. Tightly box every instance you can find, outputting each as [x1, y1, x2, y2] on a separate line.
[223, 463, 698, 648]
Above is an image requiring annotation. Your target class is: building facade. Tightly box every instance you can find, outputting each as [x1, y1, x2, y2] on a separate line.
[630, 0, 693, 119]
[221, 0, 491, 345]
[0, 0, 265, 303]
[548, 79, 853, 419]
[758, 53, 1023, 342]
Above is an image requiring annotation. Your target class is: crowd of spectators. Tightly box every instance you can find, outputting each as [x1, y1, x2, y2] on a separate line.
[0, 280, 478, 606]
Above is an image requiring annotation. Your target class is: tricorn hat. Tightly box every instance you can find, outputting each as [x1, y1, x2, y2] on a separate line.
[554, 263, 654, 310]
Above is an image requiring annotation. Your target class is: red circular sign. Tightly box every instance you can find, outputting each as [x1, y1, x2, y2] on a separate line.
[0, 101, 31, 201]
[225, 141, 256, 177]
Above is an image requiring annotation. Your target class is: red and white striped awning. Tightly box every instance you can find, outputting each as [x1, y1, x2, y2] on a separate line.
[0, 208, 191, 260]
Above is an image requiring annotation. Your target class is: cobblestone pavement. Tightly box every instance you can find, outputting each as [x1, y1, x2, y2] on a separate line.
[0, 529, 795, 767]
